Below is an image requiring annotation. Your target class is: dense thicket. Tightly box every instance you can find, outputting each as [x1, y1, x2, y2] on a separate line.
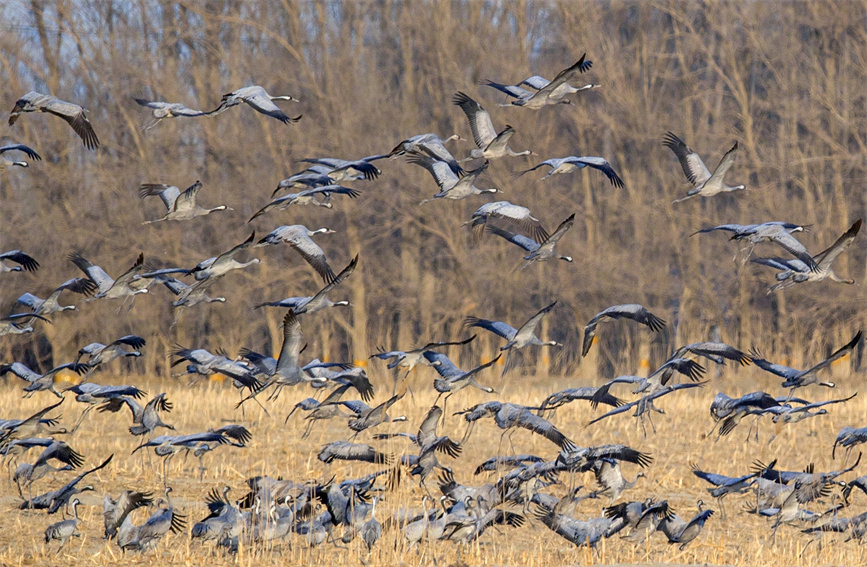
[0, 1, 865, 382]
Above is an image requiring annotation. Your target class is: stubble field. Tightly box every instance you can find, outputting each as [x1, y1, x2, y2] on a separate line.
[0, 366, 863, 567]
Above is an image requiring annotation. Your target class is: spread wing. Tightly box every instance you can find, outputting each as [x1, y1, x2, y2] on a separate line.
[663, 131, 710, 186]
[41, 96, 100, 150]
[452, 91, 497, 148]
[243, 92, 301, 124]
[139, 184, 180, 210]
[463, 316, 517, 341]
[1, 250, 39, 271]
[562, 156, 625, 188]
[275, 311, 303, 374]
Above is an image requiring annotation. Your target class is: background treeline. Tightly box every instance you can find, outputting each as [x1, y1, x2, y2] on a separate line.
[0, 0, 865, 385]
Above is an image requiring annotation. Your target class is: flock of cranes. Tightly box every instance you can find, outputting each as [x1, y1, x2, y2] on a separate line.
[1, 48, 864, 561]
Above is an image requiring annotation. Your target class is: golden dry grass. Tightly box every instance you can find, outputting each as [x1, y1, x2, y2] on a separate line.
[0, 366, 865, 567]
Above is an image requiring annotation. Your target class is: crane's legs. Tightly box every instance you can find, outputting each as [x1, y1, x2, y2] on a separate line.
[460, 421, 475, 444]
[301, 419, 315, 439]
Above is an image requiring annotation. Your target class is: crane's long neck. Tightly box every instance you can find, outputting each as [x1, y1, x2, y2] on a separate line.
[829, 271, 853, 284]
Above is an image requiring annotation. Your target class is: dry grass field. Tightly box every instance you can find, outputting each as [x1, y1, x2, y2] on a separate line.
[0, 367, 865, 567]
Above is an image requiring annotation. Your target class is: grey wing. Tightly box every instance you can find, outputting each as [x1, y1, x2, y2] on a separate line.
[15, 293, 42, 309]
[0, 250, 39, 271]
[692, 224, 749, 236]
[172, 180, 203, 211]
[135, 99, 166, 110]
[3, 312, 50, 325]
[160, 277, 190, 296]
[662, 131, 711, 186]
[301, 185, 361, 199]
[169, 104, 207, 117]
[487, 204, 549, 243]
[139, 184, 180, 211]
[0, 144, 41, 160]
[0, 362, 41, 382]
[767, 230, 817, 270]
[649, 382, 705, 401]
[248, 195, 294, 222]
[482, 80, 532, 100]
[593, 459, 622, 490]
[815, 219, 861, 268]
[35, 441, 85, 468]
[486, 224, 539, 253]
[141, 267, 192, 279]
[97, 396, 141, 419]
[337, 400, 371, 416]
[171, 347, 215, 366]
[418, 334, 477, 350]
[748, 349, 799, 379]
[452, 92, 497, 148]
[290, 234, 335, 284]
[55, 277, 97, 296]
[587, 400, 639, 425]
[655, 358, 705, 382]
[751, 257, 807, 273]
[799, 393, 857, 412]
[215, 231, 256, 264]
[463, 316, 517, 340]
[112, 335, 146, 349]
[707, 141, 739, 183]
[563, 156, 625, 188]
[690, 464, 736, 487]
[319, 441, 390, 464]
[416, 140, 463, 176]
[601, 304, 666, 332]
[515, 412, 574, 450]
[112, 253, 146, 288]
[171, 432, 226, 446]
[513, 159, 558, 178]
[275, 311, 303, 373]
[422, 352, 463, 378]
[370, 350, 403, 362]
[581, 322, 600, 357]
[309, 255, 358, 302]
[406, 151, 458, 188]
[212, 424, 252, 445]
[515, 302, 557, 339]
[41, 98, 100, 150]
[545, 214, 576, 245]
[484, 126, 517, 154]
[687, 342, 752, 366]
[803, 331, 862, 375]
[518, 75, 551, 90]
[67, 252, 114, 292]
[244, 93, 300, 124]
[417, 405, 443, 447]
[533, 55, 592, 99]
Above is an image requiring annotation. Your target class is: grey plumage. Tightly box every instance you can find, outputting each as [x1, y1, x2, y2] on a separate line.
[10, 92, 99, 149]
[208, 85, 300, 123]
[44, 498, 82, 550]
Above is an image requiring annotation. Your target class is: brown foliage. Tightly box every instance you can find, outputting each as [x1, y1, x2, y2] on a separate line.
[0, 0, 865, 380]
